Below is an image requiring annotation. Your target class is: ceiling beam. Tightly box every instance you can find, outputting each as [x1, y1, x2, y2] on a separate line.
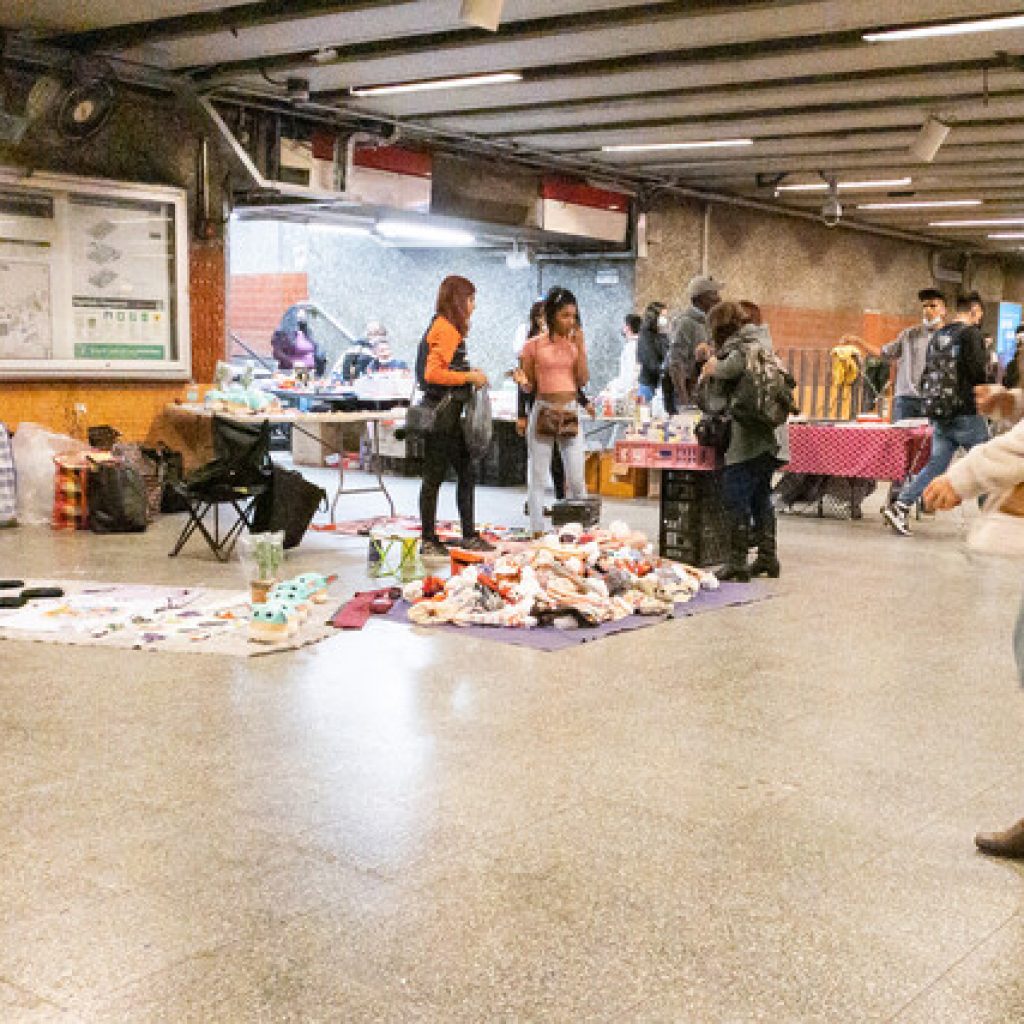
[43, 1, 420, 53]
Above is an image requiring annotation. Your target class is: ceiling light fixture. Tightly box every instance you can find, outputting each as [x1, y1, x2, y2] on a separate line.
[864, 14, 1024, 42]
[988, 232, 1024, 239]
[909, 116, 951, 163]
[930, 218, 1024, 227]
[460, 0, 504, 32]
[775, 177, 912, 193]
[350, 72, 521, 97]
[857, 200, 982, 210]
[375, 220, 476, 245]
[601, 139, 753, 153]
[310, 222, 371, 236]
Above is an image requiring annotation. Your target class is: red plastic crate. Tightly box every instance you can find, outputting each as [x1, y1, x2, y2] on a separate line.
[614, 440, 719, 471]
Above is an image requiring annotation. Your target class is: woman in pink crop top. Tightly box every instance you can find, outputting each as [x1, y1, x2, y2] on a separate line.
[517, 287, 589, 535]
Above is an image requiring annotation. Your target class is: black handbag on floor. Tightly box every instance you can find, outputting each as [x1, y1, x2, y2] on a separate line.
[88, 463, 148, 534]
[251, 465, 327, 549]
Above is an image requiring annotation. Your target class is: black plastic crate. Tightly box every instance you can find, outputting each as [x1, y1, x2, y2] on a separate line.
[659, 469, 729, 567]
[551, 496, 601, 528]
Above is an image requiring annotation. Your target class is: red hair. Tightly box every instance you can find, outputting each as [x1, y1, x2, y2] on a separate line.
[435, 275, 476, 337]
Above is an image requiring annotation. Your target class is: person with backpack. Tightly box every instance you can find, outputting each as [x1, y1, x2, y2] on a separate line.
[881, 288, 947, 422]
[883, 295, 990, 537]
[699, 301, 789, 581]
[416, 275, 493, 560]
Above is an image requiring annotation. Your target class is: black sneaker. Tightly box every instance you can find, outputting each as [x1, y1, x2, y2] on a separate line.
[459, 534, 496, 552]
[882, 502, 911, 536]
[420, 538, 450, 560]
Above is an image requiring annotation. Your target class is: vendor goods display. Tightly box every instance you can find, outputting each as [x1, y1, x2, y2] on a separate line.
[0, 580, 331, 657]
[248, 571, 334, 643]
[399, 520, 719, 630]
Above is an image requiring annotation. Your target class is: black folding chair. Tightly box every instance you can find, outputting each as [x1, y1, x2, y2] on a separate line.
[169, 416, 272, 561]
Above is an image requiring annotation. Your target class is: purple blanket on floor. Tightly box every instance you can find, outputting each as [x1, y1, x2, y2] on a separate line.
[381, 581, 771, 652]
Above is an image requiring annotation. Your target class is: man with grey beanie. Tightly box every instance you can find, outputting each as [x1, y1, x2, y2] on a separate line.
[667, 275, 723, 409]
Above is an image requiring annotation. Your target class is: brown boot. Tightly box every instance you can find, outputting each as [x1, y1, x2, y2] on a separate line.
[975, 817, 1024, 858]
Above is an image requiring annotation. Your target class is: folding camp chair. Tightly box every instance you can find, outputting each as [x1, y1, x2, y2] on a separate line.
[169, 416, 271, 561]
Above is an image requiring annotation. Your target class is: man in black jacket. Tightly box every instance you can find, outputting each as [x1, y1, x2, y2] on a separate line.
[884, 295, 989, 536]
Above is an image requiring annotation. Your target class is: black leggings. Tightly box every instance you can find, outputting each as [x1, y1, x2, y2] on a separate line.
[419, 404, 475, 540]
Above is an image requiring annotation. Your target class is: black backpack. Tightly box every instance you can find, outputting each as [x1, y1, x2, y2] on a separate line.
[920, 323, 964, 421]
[88, 463, 148, 534]
[729, 345, 798, 428]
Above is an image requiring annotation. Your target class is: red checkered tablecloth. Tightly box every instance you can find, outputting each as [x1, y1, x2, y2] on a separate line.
[784, 422, 932, 482]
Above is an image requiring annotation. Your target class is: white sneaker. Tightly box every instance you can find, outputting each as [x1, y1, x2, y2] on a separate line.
[883, 502, 911, 536]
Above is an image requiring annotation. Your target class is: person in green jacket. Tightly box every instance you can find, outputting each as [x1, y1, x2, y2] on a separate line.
[699, 301, 782, 581]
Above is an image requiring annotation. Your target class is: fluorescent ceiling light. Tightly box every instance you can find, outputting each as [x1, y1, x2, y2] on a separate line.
[310, 222, 371, 236]
[864, 14, 1024, 42]
[350, 72, 521, 97]
[930, 218, 1024, 227]
[857, 200, 982, 210]
[775, 177, 912, 193]
[375, 220, 476, 245]
[988, 233, 1024, 239]
[601, 138, 753, 153]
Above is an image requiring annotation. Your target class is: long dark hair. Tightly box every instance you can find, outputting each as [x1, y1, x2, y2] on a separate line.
[543, 286, 580, 337]
[436, 275, 476, 337]
[527, 299, 545, 338]
[642, 301, 666, 332]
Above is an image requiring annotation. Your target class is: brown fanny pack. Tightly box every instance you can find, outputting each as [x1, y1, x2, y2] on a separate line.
[535, 405, 579, 439]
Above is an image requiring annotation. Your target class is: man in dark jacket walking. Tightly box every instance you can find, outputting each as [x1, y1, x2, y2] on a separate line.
[883, 295, 990, 536]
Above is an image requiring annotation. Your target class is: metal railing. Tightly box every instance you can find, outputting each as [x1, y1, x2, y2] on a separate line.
[779, 348, 888, 421]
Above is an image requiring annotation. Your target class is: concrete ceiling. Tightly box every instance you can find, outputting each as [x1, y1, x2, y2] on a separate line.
[4, 0, 1024, 252]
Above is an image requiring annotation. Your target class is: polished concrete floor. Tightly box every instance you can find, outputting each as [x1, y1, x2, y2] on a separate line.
[2, 467, 1024, 1023]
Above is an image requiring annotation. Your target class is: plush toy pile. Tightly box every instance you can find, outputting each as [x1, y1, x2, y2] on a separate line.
[249, 572, 333, 643]
[401, 521, 718, 630]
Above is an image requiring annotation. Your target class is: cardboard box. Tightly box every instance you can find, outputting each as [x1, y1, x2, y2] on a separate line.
[597, 452, 648, 498]
[585, 451, 601, 494]
[291, 421, 364, 467]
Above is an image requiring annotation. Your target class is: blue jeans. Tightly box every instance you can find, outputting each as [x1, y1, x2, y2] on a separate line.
[722, 453, 776, 537]
[893, 395, 924, 422]
[527, 400, 586, 533]
[897, 414, 989, 506]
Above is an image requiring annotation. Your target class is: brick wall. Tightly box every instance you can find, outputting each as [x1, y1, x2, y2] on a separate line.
[764, 305, 917, 355]
[227, 273, 309, 356]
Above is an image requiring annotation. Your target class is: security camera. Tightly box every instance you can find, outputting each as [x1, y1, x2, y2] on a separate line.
[286, 77, 310, 103]
[822, 194, 842, 228]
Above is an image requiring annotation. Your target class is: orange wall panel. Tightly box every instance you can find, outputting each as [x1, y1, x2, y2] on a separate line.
[227, 273, 309, 354]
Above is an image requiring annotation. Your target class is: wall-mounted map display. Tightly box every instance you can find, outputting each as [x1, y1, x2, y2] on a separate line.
[0, 171, 189, 380]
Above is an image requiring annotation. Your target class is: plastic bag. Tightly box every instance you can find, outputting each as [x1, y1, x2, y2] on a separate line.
[462, 386, 493, 459]
[239, 531, 286, 582]
[11, 423, 86, 526]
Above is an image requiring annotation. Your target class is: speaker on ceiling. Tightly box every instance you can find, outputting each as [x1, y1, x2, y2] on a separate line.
[460, 0, 504, 32]
[909, 116, 951, 163]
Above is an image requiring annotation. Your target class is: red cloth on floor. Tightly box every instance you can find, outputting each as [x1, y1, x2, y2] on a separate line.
[331, 588, 400, 630]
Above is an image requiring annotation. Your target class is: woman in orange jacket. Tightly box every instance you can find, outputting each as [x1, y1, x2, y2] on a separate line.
[417, 275, 493, 560]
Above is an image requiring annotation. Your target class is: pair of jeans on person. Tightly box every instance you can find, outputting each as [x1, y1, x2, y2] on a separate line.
[418, 399, 475, 540]
[722, 453, 776, 543]
[893, 395, 924, 422]
[527, 399, 586, 534]
[897, 414, 990, 506]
